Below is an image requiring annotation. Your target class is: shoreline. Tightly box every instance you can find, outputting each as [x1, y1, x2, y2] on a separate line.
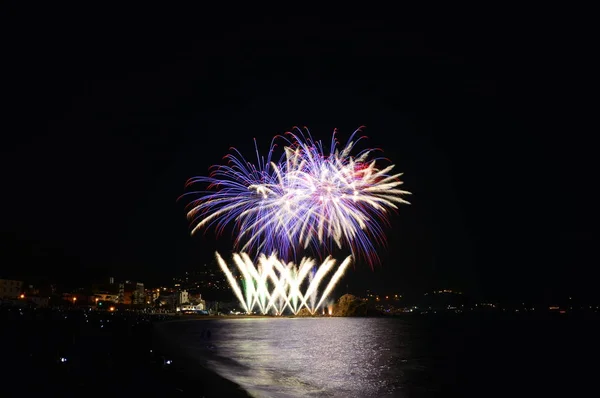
[152, 321, 252, 397]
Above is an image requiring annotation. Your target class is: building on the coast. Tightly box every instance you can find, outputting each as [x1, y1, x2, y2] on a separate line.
[118, 281, 145, 305]
[156, 290, 204, 311]
[177, 303, 206, 313]
[175, 290, 189, 306]
[145, 288, 160, 305]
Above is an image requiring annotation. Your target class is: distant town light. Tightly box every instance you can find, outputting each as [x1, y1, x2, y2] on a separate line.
[19, 294, 25, 299]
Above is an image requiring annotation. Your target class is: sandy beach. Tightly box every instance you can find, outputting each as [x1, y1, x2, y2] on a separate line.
[1, 308, 251, 397]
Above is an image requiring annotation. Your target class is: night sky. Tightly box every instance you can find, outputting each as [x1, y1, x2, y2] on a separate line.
[2, 6, 595, 302]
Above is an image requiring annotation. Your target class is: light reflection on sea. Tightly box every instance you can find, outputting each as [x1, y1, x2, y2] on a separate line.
[169, 318, 424, 397]
[162, 315, 598, 397]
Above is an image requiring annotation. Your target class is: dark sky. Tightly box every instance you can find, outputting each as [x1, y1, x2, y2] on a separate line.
[1, 6, 595, 301]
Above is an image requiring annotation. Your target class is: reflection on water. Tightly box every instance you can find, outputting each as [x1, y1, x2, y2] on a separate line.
[167, 318, 426, 397]
[209, 318, 412, 397]
[163, 316, 598, 397]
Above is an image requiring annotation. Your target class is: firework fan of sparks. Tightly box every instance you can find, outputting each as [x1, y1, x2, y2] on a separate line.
[180, 127, 411, 265]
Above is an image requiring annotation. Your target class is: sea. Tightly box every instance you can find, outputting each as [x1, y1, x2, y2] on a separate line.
[159, 315, 599, 397]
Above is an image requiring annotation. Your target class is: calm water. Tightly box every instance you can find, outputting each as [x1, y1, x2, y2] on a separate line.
[159, 316, 599, 397]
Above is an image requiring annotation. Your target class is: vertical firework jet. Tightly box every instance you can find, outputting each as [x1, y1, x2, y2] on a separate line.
[215, 252, 352, 315]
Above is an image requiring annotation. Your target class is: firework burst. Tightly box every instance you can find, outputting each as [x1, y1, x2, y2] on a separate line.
[180, 127, 411, 265]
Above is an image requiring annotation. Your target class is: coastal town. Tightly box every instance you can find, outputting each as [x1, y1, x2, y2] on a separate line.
[3, 265, 597, 317]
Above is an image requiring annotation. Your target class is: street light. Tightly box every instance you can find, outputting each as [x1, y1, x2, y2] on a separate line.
[19, 294, 25, 299]
[73, 297, 77, 303]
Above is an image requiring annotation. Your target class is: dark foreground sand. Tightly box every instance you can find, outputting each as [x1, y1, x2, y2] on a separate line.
[1, 308, 250, 397]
